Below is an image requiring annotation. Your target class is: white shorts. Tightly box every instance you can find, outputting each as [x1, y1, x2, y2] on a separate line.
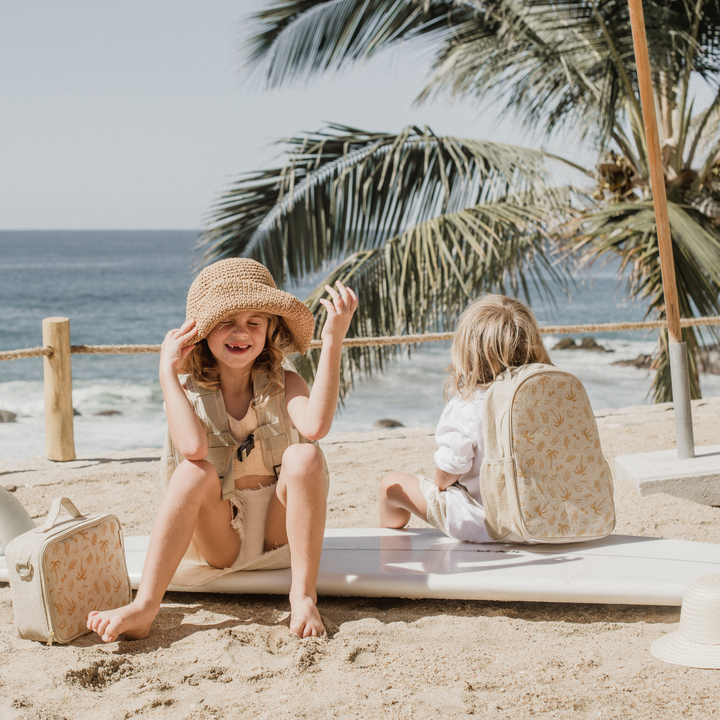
[419, 478, 493, 544]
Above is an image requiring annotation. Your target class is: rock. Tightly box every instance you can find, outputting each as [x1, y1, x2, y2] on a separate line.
[373, 419, 405, 428]
[553, 337, 609, 352]
[612, 354, 653, 369]
[0, 410, 17, 423]
[553, 338, 578, 350]
[3, 484, 17, 493]
[93, 410, 121, 416]
[73, 408, 81, 416]
[612, 346, 720, 373]
[579, 337, 610, 352]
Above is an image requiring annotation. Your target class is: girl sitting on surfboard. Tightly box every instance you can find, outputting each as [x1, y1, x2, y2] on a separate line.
[379, 294, 551, 543]
[88, 258, 357, 641]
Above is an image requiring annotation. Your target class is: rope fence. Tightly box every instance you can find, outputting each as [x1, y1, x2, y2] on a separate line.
[4, 316, 720, 362]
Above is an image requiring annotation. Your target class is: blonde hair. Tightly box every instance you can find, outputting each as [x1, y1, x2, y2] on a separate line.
[179, 313, 295, 407]
[445, 294, 551, 400]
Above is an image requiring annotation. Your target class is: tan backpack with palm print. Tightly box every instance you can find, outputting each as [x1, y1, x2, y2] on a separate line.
[479, 364, 615, 544]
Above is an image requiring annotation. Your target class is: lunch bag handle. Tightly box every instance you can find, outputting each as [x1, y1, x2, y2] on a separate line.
[35, 497, 86, 533]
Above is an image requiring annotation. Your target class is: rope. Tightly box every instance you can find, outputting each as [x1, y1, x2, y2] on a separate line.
[0, 347, 53, 361]
[309, 332, 454, 348]
[307, 316, 720, 348]
[3, 316, 720, 361]
[70, 344, 162, 354]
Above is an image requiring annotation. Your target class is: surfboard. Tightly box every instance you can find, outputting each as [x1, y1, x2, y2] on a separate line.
[3, 528, 716, 606]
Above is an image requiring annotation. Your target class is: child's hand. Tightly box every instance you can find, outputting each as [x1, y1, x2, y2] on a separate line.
[160, 319, 197, 375]
[319, 281, 358, 346]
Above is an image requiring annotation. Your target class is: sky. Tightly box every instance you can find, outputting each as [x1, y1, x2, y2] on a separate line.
[0, 1, 592, 231]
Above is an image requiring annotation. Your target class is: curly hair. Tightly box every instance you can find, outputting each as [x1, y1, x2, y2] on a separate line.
[178, 314, 295, 407]
[445, 294, 552, 400]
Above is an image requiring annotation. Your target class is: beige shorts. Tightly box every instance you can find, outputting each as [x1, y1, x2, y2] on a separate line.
[172, 481, 291, 587]
[172, 459, 331, 588]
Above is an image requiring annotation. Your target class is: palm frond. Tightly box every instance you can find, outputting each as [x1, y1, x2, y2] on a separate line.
[419, 0, 720, 150]
[246, 0, 468, 86]
[293, 200, 563, 399]
[685, 86, 720, 169]
[200, 125, 577, 282]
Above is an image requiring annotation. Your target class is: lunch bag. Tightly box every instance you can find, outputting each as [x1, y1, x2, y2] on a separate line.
[6, 497, 132, 644]
[479, 364, 615, 544]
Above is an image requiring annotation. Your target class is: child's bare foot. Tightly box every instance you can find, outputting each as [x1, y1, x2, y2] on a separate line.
[289, 594, 325, 638]
[87, 601, 157, 643]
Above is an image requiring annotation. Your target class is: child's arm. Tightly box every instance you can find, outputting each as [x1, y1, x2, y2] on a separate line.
[435, 468, 462, 490]
[433, 395, 480, 490]
[285, 281, 358, 441]
[159, 319, 207, 461]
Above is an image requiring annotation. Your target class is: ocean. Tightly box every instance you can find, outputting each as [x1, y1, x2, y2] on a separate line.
[2, 230, 718, 459]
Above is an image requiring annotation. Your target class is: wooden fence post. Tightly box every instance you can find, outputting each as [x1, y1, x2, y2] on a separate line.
[42, 317, 76, 461]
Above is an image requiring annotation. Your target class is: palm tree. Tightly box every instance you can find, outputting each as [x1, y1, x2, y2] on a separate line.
[201, 0, 720, 402]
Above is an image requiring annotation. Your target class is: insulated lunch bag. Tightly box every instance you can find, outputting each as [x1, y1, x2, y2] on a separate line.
[479, 364, 616, 544]
[6, 497, 132, 644]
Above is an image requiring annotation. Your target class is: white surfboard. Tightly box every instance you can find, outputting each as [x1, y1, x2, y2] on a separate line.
[4, 528, 715, 606]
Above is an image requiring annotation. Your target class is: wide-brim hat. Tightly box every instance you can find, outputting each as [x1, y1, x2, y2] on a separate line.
[651, 574, 720, 669]
[185, 258, 314, 354]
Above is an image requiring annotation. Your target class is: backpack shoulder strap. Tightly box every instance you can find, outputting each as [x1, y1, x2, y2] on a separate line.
[482, 364, 557, 460]
[481, 368, 517, 460]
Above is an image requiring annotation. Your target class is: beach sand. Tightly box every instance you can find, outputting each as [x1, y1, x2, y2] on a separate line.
[1, 398, 720, 719]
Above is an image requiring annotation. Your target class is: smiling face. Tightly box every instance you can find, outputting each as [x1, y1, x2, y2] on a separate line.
[206, 310, 271, 374]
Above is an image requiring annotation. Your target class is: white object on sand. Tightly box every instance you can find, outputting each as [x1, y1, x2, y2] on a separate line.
[2, 528, 715, 606]
[651, 574, 720, 668]
[615, 445, 720, 506]
[0, 486, 35, 556]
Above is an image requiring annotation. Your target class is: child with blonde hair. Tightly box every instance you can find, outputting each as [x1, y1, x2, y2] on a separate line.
[88, 258, 357, 641]
[379, 294, 551, 542]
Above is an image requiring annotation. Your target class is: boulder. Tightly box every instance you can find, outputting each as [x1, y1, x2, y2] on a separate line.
[93, 410, 122, 416]
[579, 337, 610, 352]
[373, 419, 405, 428]
[553, 337, 609, 352]
[0, 410, 17, 423]
[612, 354, 653, 369]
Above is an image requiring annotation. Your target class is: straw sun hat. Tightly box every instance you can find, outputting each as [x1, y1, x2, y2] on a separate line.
[651, 574, 720, 669]
[185, 258, 314, 354]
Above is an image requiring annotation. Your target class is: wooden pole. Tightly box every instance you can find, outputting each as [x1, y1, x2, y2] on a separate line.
[627, 0, 681, 342]
[627, 0, 694, 458]
[42, 317, 76, 461]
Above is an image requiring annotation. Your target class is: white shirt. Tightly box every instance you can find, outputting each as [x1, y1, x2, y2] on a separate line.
[433, 387, 492, 543]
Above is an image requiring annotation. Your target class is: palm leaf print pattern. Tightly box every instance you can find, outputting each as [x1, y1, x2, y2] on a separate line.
[513, 374, 614, 540]
[41, 516, 130, 643]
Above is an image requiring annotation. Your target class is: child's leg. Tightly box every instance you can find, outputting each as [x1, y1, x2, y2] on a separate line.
[264, 443, 327, 638]
[87, 459, 239, 643]
[379, 472, 429, 529]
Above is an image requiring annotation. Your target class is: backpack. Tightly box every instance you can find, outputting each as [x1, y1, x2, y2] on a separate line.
[479, 363, 615, 544]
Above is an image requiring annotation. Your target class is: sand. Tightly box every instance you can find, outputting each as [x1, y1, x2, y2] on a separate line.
[1, 398, 720, 719]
